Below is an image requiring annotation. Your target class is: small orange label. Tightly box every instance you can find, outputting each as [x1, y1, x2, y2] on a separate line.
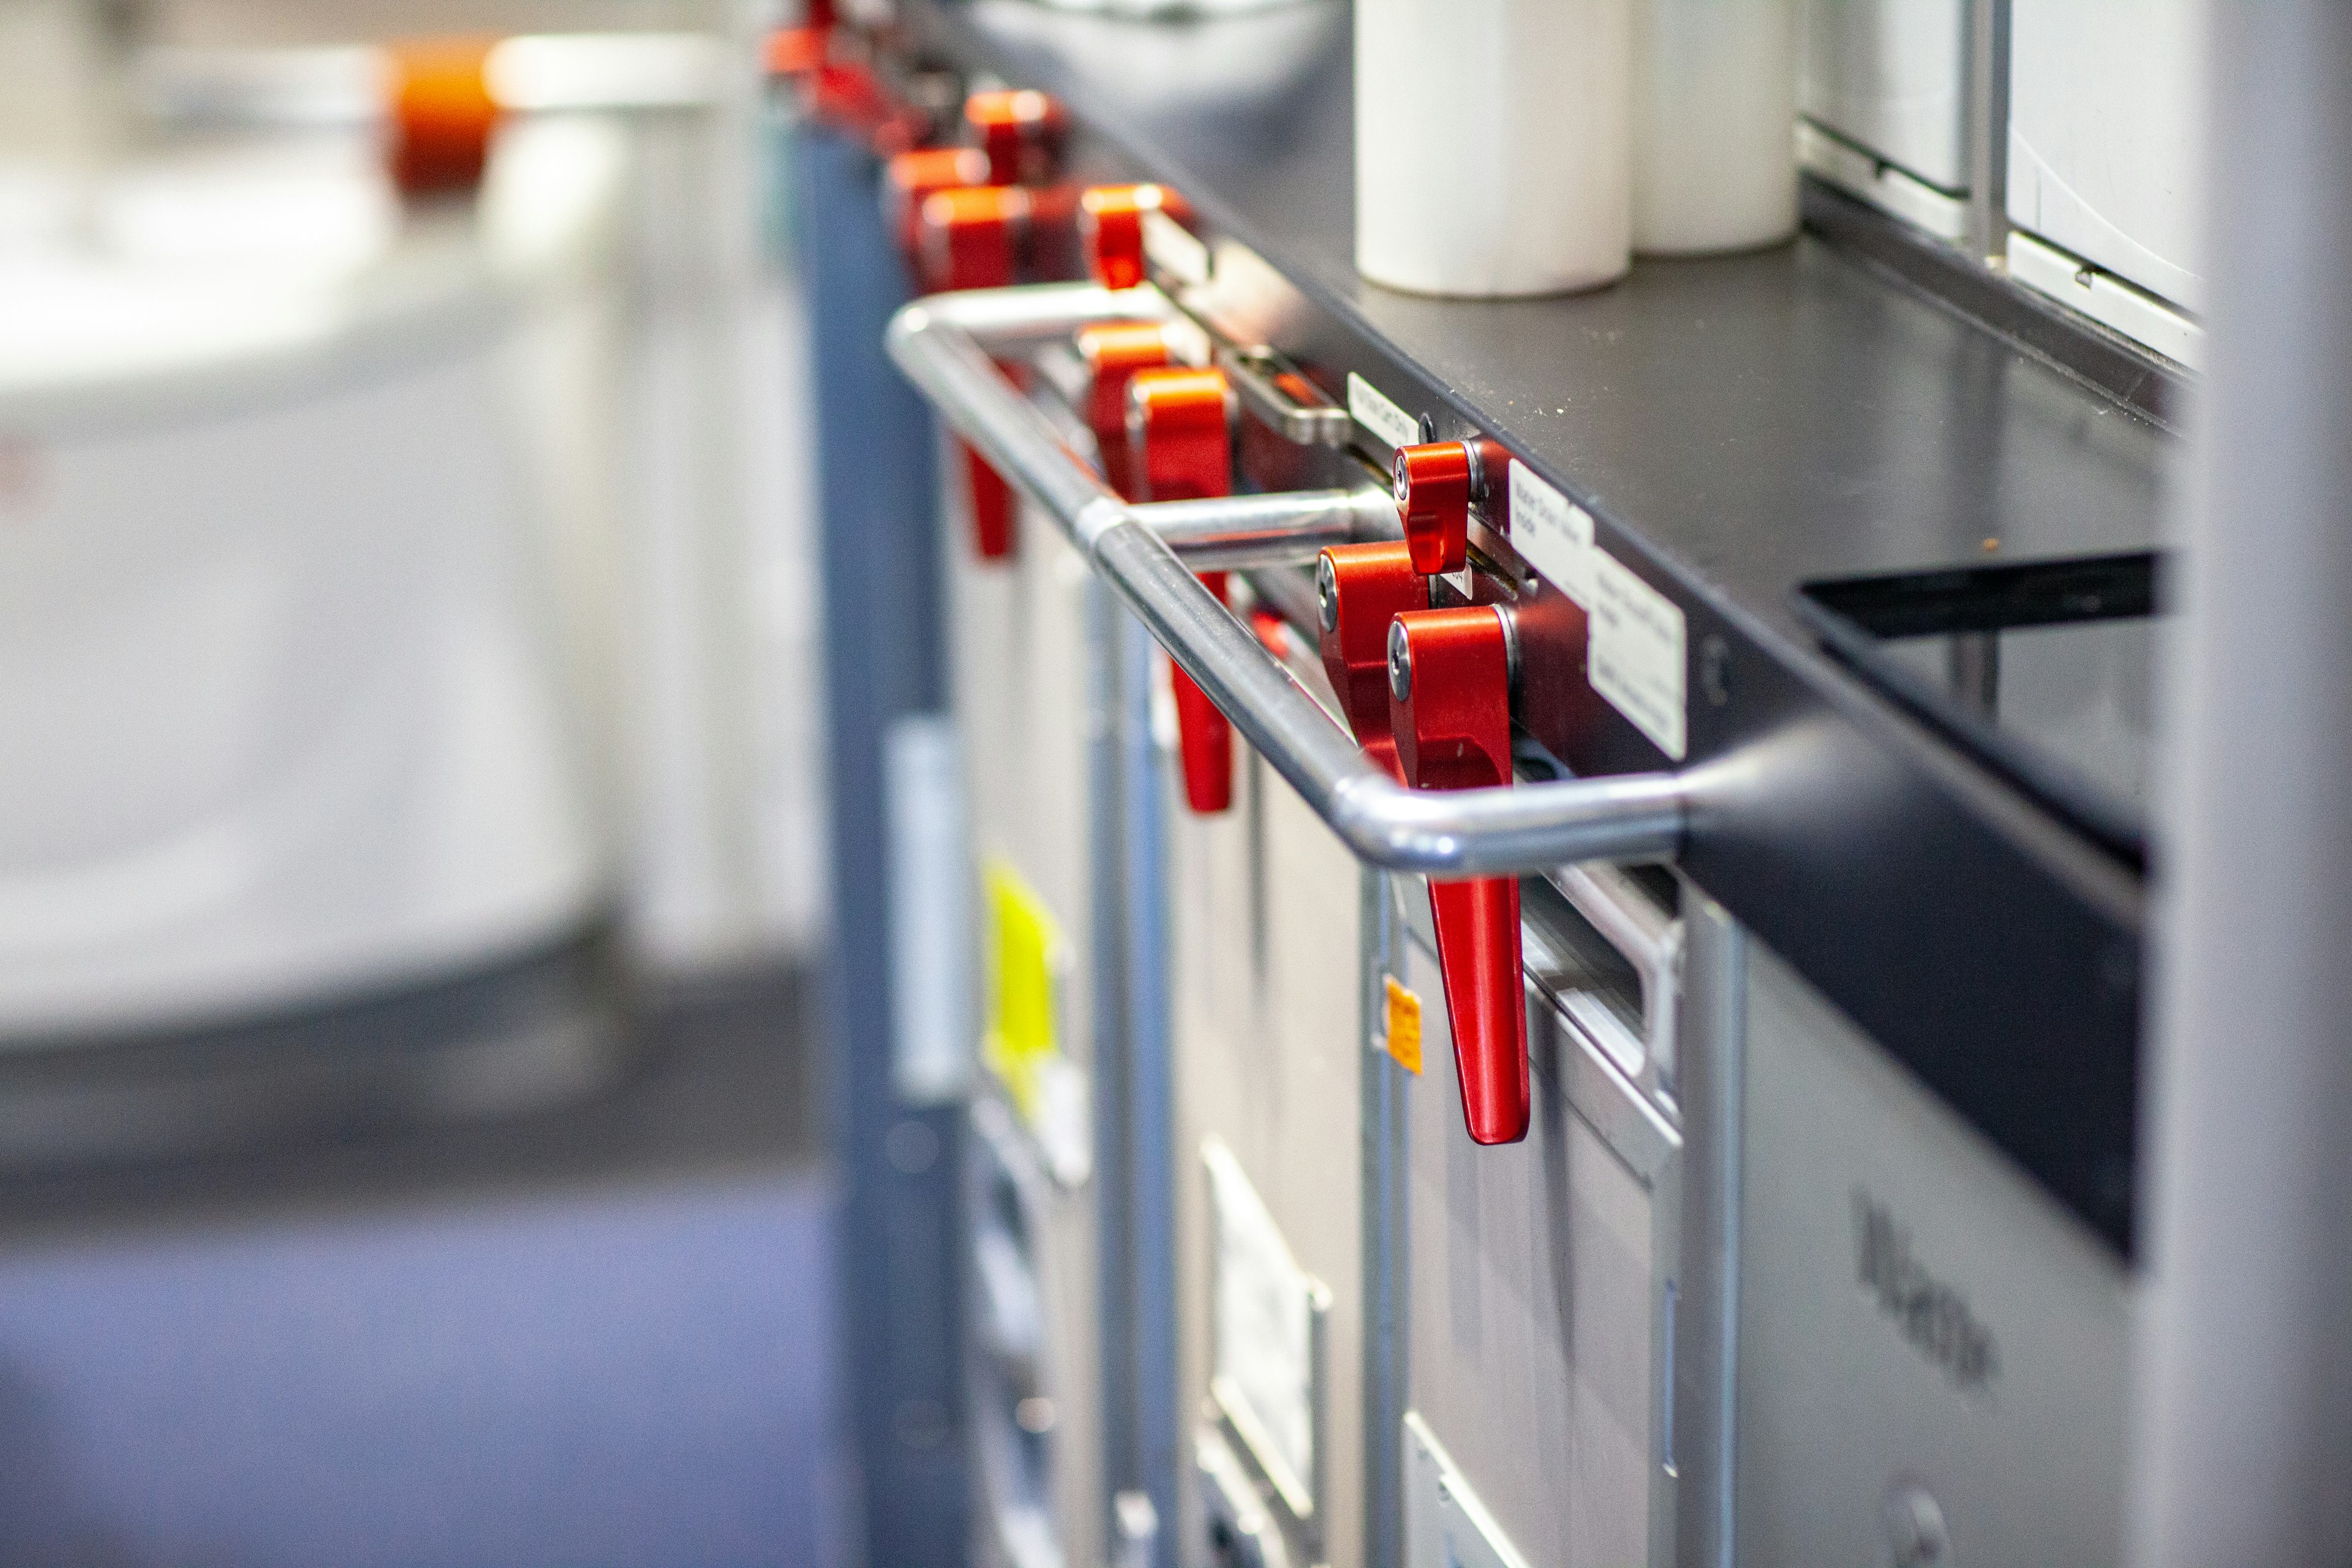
[1384, 976, 1423, 1076]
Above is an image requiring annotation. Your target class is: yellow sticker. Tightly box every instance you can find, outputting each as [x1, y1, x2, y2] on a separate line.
[984, 860, 1063, 1120]
[1384, 976, 1423, 1076]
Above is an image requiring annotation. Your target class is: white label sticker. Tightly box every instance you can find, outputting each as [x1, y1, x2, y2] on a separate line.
[1507, 464, 1596, 608]
[1347, 372, 1420, 453]
[1205, 1137, 1323, 1510]
[884, 715, 973, 1104]
[1033, 1055, 1093, 1188]
[1142, 209, 1210, 288]
[1590, 552, 1689, 760]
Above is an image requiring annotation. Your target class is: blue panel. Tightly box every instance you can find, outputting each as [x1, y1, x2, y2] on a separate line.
[792, 118, 969, 1568]
[0, 1176, 837, 1568]
[1116, 612, 1180, 1568]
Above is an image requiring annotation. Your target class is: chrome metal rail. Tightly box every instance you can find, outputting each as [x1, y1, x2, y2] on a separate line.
[886, 282, 1687, 876]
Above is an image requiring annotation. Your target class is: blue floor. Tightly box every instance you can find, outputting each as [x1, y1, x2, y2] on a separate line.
[0, 970, 842, 1568]
[0, 1174, 840, 1568]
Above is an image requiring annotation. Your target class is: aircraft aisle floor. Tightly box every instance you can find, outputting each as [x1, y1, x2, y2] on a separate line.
[0, 965, 840, 1568]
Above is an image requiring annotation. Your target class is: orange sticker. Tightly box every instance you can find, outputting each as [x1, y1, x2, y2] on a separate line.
[1384, 976, 1423, 1076]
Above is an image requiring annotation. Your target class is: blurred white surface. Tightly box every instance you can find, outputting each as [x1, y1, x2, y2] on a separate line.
[0, 120, 627, 1036]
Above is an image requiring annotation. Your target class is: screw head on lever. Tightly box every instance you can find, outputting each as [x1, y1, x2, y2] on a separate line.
[1316, 554, 1339, 633]
[1389, 606, 1515, 793]
[1387, 617, 1412, 703]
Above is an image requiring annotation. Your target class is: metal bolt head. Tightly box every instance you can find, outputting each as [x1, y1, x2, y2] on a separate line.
[1387, 619, 1413, 704]
[1390, 447, 1412, 507]
[1316, 553, 1340, 633]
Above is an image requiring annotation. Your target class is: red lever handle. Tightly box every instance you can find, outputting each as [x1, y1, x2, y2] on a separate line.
[1077, 322, 1175, 500]
[884, 146, 990, 257]
[1314, 543, 1425, 781]
[1389, 605, 1528, 1145]
[1393, 439, 1512, 577]
[1129, 366, 1236, 815]
[763, 23, 827, 78]
[965, 89, 1069, 187]
[386, 37, 500, 198]
[918, 184, 1026, 292]
[918, 186, 1034, 562]
[1393, 442, 1472, 576]
[1078, 183, 1192, 292]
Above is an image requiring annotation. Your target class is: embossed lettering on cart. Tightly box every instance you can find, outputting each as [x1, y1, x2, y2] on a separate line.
[1854, 1190, 2000, 1395]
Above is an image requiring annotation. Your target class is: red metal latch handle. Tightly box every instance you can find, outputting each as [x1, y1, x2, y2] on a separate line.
[1393, 439, 1510, 576]
[1074, 186, 1189, 496]
[386, 37, 501, 198]
[1389, 605, 1528, 1145]
[1314, 543, 1425, 780]
[900, 92, 1075, 564]
[1129, 366, 1237, 815]
[918, 184, 1033, 561]
[885, 146, 990, 257]
[1078, 183, 1191, 292]
[1078, 322, 1177, 500]
[965, 89, 1069, 187]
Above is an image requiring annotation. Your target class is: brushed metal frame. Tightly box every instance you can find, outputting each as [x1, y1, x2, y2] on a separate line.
[1518, 877, 1686, 1568]
[968, 1092, 1069, 1568]
[1214, 344, 1355, 448]
[1200, 1125, 1337, 1563]
[887, 283, 1689, 879]
[1386, 869, 1690, 1568]
[1549, 862, 1686, 1100]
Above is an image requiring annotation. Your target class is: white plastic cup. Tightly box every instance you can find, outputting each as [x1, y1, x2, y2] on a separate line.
[1355, 0, 1633, 298]
[1631, 0, 1799, 255]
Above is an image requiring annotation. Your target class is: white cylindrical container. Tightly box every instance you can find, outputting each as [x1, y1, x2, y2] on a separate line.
[1632, 0, 1799, 254]
[1355, 0, 1632, 298]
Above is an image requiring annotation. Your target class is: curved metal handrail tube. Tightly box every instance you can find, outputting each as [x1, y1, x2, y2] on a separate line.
[886, 284, 1689, 876]
[1136, 487, 1397, 568]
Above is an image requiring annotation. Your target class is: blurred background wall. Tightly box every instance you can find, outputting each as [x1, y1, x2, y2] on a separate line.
[0, 4, 843, 1561]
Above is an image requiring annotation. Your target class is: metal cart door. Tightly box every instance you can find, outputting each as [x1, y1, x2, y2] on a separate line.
[1384, 862, 1707, 1568]
[951, 469, 1114, 1568]
[1174, 739, 1368, 1568]
[1732, 937, 2133, 1567]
